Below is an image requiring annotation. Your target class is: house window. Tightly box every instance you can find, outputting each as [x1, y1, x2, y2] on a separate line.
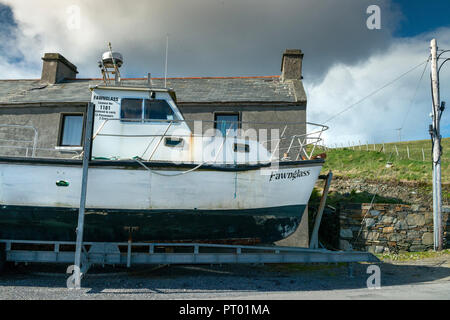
[121, 98, 177, 121]
[215, 113, 240, 137]
[59, 114, 84, 146]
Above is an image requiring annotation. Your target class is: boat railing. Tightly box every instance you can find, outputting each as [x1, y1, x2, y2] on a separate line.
[93, 118, 328, 162]
[0, 119, 328, 162]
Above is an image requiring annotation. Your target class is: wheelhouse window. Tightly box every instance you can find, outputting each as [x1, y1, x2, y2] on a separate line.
[144, 100, 175, 120]
[59, 114, 84, 146]
[121, 98, 177, 122]
[214, 113, 240, 137]
[121, 98, 143, 121]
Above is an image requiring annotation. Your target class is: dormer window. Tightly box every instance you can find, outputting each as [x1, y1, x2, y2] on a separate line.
[121, 98, 177, 122]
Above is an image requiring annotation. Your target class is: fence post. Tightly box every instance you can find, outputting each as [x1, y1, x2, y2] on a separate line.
[383, 143, 385, 153]
[395, 145, 399, 156]
[422, 148, 425, 161]
[407, 146, 410, 159]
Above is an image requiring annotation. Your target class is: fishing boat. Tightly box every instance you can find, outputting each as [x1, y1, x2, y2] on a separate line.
[0, 48, 327, 244]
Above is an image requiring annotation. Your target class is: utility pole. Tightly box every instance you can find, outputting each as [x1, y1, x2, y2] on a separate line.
[395, 128, 402, 142]
[430, 39, 443, 251]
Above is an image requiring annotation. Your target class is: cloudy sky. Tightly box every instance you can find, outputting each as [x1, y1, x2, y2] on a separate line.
[0, 0, 449, 144]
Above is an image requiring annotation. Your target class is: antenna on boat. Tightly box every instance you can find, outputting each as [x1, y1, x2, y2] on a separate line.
[147, 73, 152, 88]
[164, 34, 169, 88]
[98, 42, 123, 85]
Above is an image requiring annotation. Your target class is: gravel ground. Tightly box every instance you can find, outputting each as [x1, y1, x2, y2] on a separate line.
[0, 254, 449, 300]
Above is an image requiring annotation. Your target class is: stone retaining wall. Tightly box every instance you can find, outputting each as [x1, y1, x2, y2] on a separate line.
[339, 203, 449, 253]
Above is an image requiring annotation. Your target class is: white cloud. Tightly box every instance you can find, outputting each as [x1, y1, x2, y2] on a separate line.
[0, 0, 395, 79]
[307, 28, 450, 144]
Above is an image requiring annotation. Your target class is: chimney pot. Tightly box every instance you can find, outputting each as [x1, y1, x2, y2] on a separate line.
[281, 49, 303, 82]
[41, 53, 78, 84]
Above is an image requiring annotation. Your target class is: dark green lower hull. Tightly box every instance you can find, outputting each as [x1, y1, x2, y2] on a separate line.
[0, 205, 306, 244]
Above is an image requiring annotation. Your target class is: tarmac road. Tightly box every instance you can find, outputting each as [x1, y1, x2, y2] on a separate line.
[0, 254, 449, 300]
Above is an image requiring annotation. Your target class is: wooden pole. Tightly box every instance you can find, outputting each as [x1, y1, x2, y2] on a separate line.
[430, 38, 443, 251]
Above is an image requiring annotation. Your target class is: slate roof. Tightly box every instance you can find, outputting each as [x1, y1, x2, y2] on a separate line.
[0, 76, 306, 105]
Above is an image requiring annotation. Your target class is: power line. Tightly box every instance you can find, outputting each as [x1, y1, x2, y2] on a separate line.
[323, 60, 429, 124]
[399, 58, 430, 131]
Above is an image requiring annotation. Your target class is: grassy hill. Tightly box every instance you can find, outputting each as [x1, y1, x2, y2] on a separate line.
[312, 137, 450, 184]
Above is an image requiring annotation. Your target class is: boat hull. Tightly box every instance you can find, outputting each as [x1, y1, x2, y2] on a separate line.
[0, 157, 322, 244]
[0, 204, 306, 243]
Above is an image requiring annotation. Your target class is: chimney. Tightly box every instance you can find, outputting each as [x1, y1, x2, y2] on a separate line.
[281, 49, 303, 81]
[41, 53, 78, 84]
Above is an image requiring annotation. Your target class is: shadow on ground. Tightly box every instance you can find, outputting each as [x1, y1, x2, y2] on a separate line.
[0, 259, 448, 296]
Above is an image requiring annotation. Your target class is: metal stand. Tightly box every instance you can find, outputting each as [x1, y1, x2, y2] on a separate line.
[73, 102, 95, 288]
[0, 244, 6, 273]
[0, 240, 378, 269]
[310, 171, 333, 249]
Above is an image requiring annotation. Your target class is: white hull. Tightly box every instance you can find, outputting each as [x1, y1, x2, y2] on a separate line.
[0, 160, 322, 211]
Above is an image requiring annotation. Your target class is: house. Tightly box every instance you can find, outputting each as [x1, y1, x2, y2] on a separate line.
[0, 49, 306, 156]
[0, 49, 310, 247]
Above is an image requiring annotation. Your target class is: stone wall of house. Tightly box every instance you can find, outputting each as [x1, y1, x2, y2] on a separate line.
[339, 203, 449, 253]
[0, 104, 86, 158]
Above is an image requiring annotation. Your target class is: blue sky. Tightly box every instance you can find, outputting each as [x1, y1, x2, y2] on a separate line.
[0, 3, 13, 25]
[392, 0, 450, 37]
[393, 0, 450, 138]
[388, 1, 450, 137]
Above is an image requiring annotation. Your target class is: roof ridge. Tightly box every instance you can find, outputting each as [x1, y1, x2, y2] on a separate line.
[0, 79, 41, 82]
[66, 75, 281, 81]
[0, 75, 281, 82]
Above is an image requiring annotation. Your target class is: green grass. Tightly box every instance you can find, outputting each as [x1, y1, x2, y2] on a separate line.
[309, 188, 405, 207]
[312, 137, 450, 184]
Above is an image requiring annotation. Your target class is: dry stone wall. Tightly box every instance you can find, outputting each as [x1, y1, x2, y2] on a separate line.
[339, 203, 449, 253]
